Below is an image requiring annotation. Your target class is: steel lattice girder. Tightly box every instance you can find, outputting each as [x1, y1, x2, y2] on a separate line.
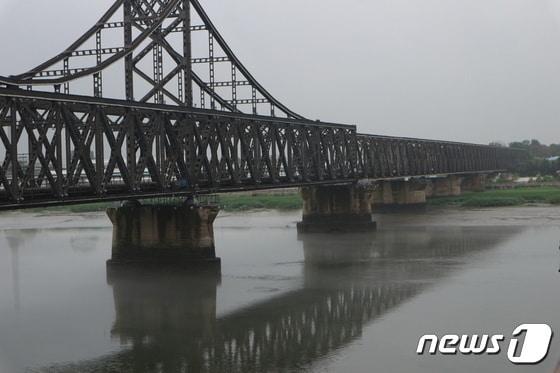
[0, 89, 358, 208]
[0, 89, 524, 209]
[0, 0, 528, 210]
[355, 134, 524, 179]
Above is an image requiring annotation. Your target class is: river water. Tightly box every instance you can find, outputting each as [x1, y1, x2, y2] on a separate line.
[0, 206, 559, 372]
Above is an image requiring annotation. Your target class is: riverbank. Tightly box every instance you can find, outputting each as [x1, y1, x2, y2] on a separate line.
[429, 186, 560, 207]
[13, 185, 560, 213]
[220, 193, 302, 211]
[24, 193, 304, 214]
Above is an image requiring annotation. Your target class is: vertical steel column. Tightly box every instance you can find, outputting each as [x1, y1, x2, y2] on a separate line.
[155, 113, 162, 180]
[152, 42, 164, 104]
[200, 89, 206, 108]
[231, 65, 237, 110]
[208, 33, 216, 109]
[124, 0, 134, 101]
[126, 111, 137, 191]
[94, 109, 104, 193]
[287, 126, 293, 181]
[178, 69, 184, 103]
[313, 128, 323, 180]
[271, 120, 277, 181]
[151, 23, 164, 176]
[185, 114, 197, 186]
[63, 58, 69, 94]
[28, 119, 36, 188]
[252, 87, 257, 115]
[300, 128, 308, 181]
[10, 101, 18, 199]
[65, 125, 71, 187]
[254, 122, 261, 181]
[55, 105, 63, 195]
[182, 0, 193, 107]
[93, 30, 103, 98]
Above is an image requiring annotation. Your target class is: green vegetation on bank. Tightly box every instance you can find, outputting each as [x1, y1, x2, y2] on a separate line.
[219, 194, 302, 211]
[497, 139, 560, 177]
[222, 187, 560, 210]
[26, 193, 304, 214]
[429, 187, 560, 208]
[15, 186, 560, 214]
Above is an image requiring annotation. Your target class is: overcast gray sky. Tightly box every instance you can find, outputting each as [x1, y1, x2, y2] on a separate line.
[1, 0, 559, 144]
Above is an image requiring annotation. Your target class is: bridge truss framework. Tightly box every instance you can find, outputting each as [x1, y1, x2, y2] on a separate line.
[0, 0, 524, 209]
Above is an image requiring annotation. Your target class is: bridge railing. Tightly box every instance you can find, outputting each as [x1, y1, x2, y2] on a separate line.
[356, 134, 524, 179]
[0, 88, 357, 207]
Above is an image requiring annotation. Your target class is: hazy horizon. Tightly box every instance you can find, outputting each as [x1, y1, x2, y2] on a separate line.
[1, 0, 559, 145]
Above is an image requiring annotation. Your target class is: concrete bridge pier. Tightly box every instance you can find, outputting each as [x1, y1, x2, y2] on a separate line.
[373, 180, 427, 210]
[297, 185, 376, 233]
[461, 174, 487, 192]
[106, 200, 220, 268]
[426, 175, 463, 197]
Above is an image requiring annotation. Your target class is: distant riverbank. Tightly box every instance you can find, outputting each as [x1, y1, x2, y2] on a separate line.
[225, 186, 560, 209]
[24, 193, 304, 214]
[15, 185, 560, 214]
[429, 186, 560, 207]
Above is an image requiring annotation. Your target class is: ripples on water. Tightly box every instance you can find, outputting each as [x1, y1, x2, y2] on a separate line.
[0, 208, 558, 373]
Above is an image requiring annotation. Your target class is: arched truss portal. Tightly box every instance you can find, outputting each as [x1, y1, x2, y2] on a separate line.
[0, 0, 303, 119]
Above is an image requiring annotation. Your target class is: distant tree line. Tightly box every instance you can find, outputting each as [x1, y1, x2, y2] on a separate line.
[490, 140, 560, 177]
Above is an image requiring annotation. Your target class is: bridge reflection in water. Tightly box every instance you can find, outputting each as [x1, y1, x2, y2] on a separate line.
[38, 226, 520, 373]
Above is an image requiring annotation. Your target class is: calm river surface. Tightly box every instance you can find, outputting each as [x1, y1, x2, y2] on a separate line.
[0, 206, 559, 372]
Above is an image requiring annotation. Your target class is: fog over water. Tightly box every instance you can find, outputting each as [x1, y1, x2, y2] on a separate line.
[1, 0, 560, 144]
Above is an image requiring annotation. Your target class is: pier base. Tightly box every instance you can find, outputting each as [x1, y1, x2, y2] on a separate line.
[297, 185, 376, 233]
[106, 202, 220, 268]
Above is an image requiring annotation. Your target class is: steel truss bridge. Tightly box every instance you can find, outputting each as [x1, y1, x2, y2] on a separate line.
[0, 0, 522, 209]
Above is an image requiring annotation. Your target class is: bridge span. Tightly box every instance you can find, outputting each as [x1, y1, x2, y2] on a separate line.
[0, 0, 525, 266]
[0, 88, 519, 210]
